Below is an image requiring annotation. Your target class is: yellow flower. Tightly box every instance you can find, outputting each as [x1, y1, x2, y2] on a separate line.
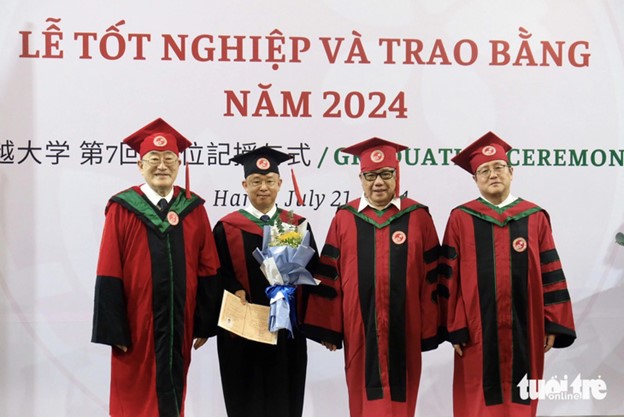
[270, 230, 303, 248]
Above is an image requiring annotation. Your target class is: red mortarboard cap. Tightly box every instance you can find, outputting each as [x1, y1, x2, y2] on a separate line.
[341, 137, 408, 197]
[451, 131, 512, 174]
[230, 146, 292, 177]
[341, 137, 408, 172]
[123, 117, 192, 159]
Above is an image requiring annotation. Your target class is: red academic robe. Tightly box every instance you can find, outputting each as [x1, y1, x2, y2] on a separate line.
[439, 198, 576, 417]
[213, 208, 319, 417]
[91, 186, 220, 417]
[303, 198, 440, 417]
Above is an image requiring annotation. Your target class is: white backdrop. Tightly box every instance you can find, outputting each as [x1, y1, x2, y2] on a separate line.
[1, 1, 623, 416]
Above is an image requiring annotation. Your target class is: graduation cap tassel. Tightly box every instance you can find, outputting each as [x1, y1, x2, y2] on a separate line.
[395, 164, 400, 198]
[185, 162, 191, 199]
[291, 168, 304, 206]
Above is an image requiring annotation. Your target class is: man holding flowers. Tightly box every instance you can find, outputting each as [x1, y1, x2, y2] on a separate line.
[212, 146, 319, 417]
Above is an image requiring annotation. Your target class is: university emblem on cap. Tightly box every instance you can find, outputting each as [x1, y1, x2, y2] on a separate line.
[152, 135, 168, 148]
[513, 237, 527, 252]
[370, 149, 385, 163]
[482, 145, 496, 156]
[167, 211, 179, 226]
[256, 157, 271, 170]
[392, 231, 406, 245]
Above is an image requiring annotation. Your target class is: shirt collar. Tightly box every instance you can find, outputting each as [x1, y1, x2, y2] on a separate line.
[245, 204, 278, 219]
[482, 193, 518, 208]
[140, 183, 174, 207]
[357, 193, 401, 212]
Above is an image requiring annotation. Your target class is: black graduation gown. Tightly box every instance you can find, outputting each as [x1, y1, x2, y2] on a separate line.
[213, 208, 319, 417]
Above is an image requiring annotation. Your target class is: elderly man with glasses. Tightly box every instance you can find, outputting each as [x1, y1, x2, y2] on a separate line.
[91, 117, 221, 417]
[438, 131, 576, 417]
[303, 137, 440, 417]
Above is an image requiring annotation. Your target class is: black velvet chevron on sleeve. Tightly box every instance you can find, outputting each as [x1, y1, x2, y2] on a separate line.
[194, 274, 222, 338]
[91, 275, 131, 347]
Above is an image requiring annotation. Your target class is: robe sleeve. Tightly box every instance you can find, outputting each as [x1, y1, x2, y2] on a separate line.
[301, 215, 343, 348]
[439, 211, 470, 345]
[303, 222, 320, 274]
[537, 212, 576, 348]
[193, 207, 222, 338]
[419, 211, 441, 351]
[296, 223, 324, 324]
[91, 203, 131, 347]
[212, 221, 245, 295]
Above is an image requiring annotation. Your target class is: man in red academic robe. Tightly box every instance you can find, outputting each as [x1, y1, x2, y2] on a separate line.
[303, 137, 440, 417]
[213, 146, 320, 417]
[439, 131, 576, 417]
[91, 118, 220, 417]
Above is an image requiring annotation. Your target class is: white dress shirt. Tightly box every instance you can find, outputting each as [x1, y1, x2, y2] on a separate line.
[140, 183, 174, 207]
[244, 204, 278, 220]
[357, 193, 402, 212]
[482, 193, 518, 208]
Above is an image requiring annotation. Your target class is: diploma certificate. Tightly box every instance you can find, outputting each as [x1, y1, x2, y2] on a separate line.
[217, 290, 278, 345]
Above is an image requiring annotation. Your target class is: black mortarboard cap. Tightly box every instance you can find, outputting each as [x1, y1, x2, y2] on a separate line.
[230, 146, 292, 177]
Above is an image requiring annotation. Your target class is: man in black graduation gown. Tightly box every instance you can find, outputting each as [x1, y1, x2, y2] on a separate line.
[213, 146, 319, 417]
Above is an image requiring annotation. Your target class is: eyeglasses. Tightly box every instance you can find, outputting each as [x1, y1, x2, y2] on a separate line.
[142, 156, 179, 167]
[248, 178, 278, 188]
[361, 170, 395, 182]
[475, 164, 510, 177]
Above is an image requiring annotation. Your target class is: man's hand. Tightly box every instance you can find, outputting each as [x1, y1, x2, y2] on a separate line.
[115, 345, 128, 352]
[544, 334, 556, 352]
[235, 290, 247, 305]
[321, 341, 337, 351]
[193, 338, 208, 350]
[453, 343, 466, 357]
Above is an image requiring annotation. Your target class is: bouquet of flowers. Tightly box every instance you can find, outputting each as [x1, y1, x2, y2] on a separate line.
[252, 212, 318, 337]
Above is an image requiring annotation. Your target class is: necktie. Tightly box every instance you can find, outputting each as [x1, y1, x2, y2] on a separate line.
[260, 214, 270, 223]
[158, 198, 168, 211]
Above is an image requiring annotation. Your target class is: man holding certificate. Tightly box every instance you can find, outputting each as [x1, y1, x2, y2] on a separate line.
[212, 146, 320, 417]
